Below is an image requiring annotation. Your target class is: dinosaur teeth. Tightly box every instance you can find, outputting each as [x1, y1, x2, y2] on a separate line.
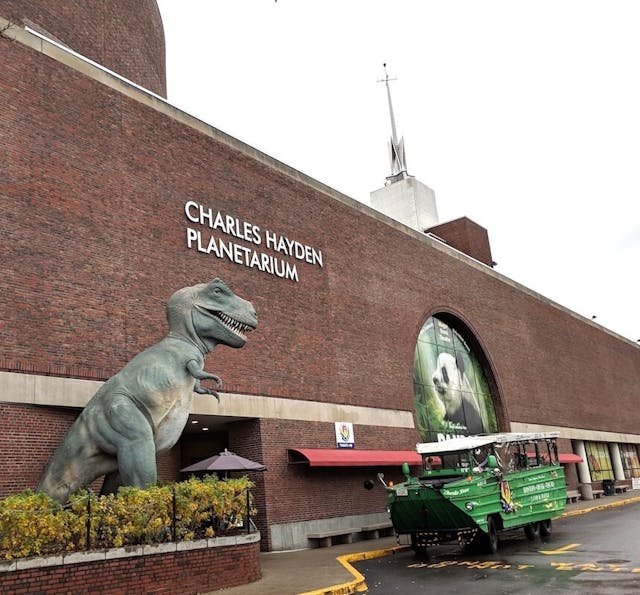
[216, 312, 249, 340]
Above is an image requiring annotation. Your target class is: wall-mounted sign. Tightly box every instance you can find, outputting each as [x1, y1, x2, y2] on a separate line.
[184, 200, 323, 282]
[335, 422, 355, 449]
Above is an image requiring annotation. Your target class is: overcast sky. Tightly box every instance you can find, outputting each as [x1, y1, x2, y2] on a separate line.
[156, 1, 640, 344]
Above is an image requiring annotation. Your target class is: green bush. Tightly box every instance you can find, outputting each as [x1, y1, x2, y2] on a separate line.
[0, 476, 255, 559]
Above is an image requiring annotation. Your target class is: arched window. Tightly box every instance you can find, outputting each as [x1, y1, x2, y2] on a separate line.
[414, 315, 498, 442]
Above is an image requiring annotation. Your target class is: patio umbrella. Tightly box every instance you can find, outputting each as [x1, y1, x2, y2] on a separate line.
[180, 448, 267, 473]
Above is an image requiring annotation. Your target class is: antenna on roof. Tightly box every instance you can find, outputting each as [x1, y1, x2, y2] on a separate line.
[377, 63, 408, 183]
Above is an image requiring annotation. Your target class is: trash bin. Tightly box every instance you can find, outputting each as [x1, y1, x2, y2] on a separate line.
[602, 479, 615, 496]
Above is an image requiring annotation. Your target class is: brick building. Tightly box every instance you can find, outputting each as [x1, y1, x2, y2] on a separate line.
[1, 1, 639, 552]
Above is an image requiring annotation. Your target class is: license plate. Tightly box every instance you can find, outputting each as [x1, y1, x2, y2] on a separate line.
[396, 487, 408, 497]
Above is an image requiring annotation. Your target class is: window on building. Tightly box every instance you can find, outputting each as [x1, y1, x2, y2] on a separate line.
[414, 315, 498, 443]
[619, 443, 640, 479]
[584, 441, 614, 481]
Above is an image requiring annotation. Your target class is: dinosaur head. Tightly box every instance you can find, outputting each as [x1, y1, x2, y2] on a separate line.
[166, 279, 258, 352]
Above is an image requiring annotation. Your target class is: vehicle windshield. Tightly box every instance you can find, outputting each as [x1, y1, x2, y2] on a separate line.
[492, 438, 559, 472]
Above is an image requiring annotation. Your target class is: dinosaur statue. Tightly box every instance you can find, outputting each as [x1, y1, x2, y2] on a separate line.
[37, 278, 258, 503]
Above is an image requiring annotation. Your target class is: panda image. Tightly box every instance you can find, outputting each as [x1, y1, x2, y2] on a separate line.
[432, 352, 486, 435]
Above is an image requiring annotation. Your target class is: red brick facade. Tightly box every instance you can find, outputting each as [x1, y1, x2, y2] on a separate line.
[1, 6, 639, 556]
[0, 0, 166, 96]
[0, 540, 260, 595]
[426, 216, 495, 267]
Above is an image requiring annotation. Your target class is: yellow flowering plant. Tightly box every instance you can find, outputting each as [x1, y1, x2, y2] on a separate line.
[0, 476, 255, 559]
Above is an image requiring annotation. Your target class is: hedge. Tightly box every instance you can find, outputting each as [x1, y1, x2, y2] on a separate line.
[0, 476, 255, 559]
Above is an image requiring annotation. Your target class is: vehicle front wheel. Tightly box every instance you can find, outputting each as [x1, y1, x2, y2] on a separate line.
[484, 517, 499, 554]
[539, 519, 552, 537]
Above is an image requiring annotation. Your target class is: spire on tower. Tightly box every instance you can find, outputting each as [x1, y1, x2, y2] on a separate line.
[378, 63, 409, 184]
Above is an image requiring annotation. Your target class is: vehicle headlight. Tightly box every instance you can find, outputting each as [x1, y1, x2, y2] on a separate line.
[465, 502, 475, 511]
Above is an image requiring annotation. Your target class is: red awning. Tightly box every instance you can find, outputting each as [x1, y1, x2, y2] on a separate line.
[559, 452, 583, 464]
[288, 448, 422, 467]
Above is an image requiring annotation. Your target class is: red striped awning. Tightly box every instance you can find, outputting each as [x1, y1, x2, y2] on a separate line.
[288, 448, 422, 467]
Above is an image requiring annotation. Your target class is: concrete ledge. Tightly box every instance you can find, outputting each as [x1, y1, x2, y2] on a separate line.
[176, 539, 208, 551]
[509, 421, 640, 445]
[0, 561, 16, 573]
[104, 546, 144, 560]
[63, 551, 106, 565]
[143, 542, 178, 556]
[234, 533, 261, 545]
[307, 529, 359, 548]
[210, 535, 237, 548]
[16, 555, 63, 570]
[361, 521, 394, 540]
[0, 371, 414, 429]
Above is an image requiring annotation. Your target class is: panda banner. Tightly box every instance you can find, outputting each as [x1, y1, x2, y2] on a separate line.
[413, 316, 498, 443]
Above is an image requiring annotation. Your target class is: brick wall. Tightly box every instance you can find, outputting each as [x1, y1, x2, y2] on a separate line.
[0, 404, 78, 495]
[0, 540, 260, 595]
[0, 0, 166, 96]
[426, 216, 494, 266]
[249, 418, 418, 550]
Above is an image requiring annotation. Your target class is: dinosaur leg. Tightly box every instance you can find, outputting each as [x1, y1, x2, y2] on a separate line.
[38, 414, 117, 503]
[117, 437, 157, 487]
[100, 470, 122, 496]
[91, 392, 158, 489]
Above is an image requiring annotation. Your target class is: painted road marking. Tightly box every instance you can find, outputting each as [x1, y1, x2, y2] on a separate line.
[406, 558, 640, 574]
[539, 543, 581, 555]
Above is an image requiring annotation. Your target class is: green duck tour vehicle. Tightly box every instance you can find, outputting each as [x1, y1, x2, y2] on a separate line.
[382, 432, 567, 555]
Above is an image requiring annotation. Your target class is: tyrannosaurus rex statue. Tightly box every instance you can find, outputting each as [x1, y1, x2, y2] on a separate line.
[38, 279, 258, 503]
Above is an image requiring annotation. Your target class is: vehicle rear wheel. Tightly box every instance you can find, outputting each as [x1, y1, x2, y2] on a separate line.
[484, 517, 499, 554]
[524, 522, 539, 541]
[539, 519, 552, 537]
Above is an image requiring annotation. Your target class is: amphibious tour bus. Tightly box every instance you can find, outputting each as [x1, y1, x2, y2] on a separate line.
[385, 432, 567, 554]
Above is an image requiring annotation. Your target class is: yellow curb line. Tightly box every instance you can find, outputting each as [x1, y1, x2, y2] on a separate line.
[299, 496, 640, 595]
[559, 495, 640, 518]
[297, 545, 409, 595]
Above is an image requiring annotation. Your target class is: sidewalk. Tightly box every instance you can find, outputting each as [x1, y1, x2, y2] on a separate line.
[215, 491, 640, 595]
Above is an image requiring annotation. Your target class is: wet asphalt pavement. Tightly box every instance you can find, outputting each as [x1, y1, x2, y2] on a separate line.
[355, 501, 640, 594]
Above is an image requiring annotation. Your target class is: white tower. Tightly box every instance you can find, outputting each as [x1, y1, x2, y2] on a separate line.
[370, 64, 439, 231]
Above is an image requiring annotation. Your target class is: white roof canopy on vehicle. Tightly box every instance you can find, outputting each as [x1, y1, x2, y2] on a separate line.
[416, 432, 560, 455]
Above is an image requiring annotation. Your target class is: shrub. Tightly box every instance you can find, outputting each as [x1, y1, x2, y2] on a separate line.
[0, 476, 255, 559]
